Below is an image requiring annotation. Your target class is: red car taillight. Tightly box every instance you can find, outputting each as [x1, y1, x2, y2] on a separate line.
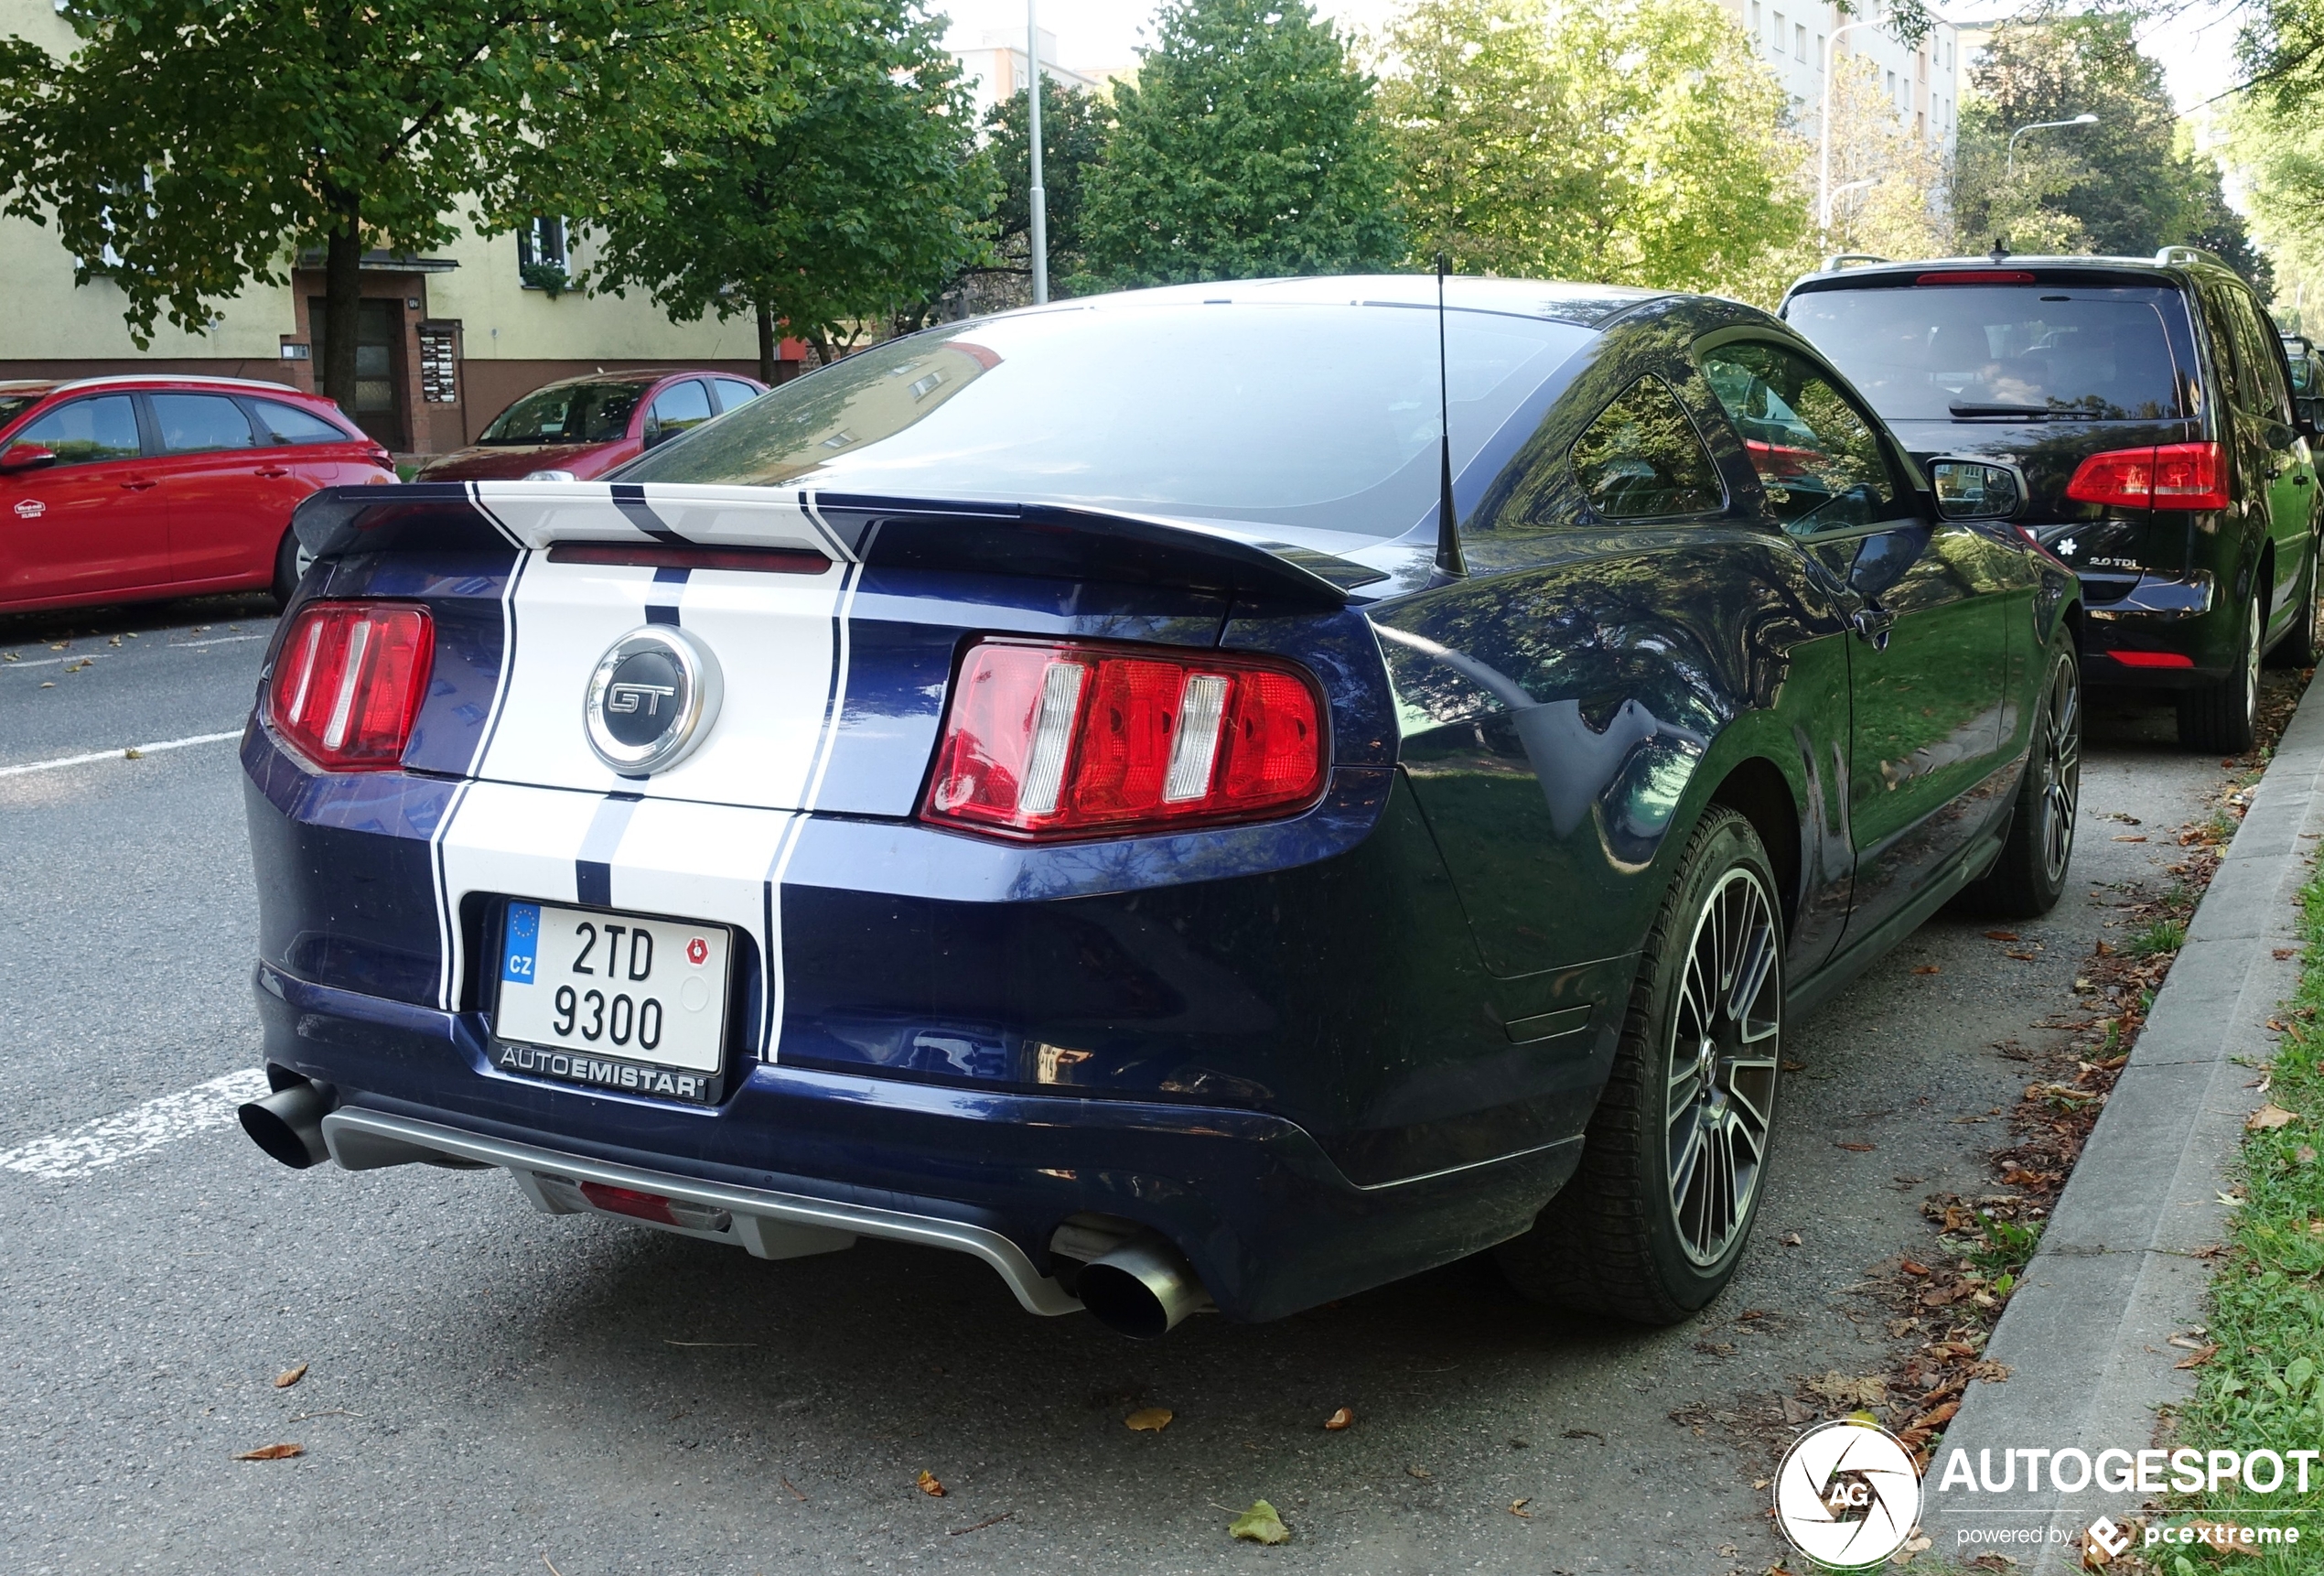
[920, 639, 1329, 840]
[266, 601, 434, 770]
[2064, 441, 2229, 512]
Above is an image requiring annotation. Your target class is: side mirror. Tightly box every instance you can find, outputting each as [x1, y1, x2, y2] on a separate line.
[2297, 397, 2322, 440]
[0, 443, 58, 474]
[1929, 457, 2024, 521]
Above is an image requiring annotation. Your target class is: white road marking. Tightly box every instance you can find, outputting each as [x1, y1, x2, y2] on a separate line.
[4, 631, 267, 666]
[5, 653, 102, 669]
[0, 729, 242, 778]
[0, 1070, 271, 1182]
[167, 634, 268, 650]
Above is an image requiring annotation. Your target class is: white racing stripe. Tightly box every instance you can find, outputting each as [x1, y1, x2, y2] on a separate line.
[0, 1070, 271, 1182]
[0, 730, 242, 778]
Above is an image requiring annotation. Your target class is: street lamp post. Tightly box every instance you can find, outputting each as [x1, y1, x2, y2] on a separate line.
[2006, 113, 2098, 177]
[1817, 17, 1883, 240]
[1028, 0, 1049, 305]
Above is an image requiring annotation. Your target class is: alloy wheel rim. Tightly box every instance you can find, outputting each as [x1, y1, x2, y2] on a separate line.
[1665, 867, 1781, 1268]
[2245, 595, 2262, 725]
[2039, 657, 2081, 885]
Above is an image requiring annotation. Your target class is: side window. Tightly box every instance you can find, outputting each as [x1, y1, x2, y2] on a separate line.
[645, 380, 714, 443]
[150, 393, 260, 454]
[712, 378, 761, 413]
[1698, 341, 1899, 531]
[11, 394, 141, 466]
[2200, 286, 2254, 413]
[1569, 376, 1725, 520]
[2231, 289, 2294, 423]
[248, 398, 353, 447]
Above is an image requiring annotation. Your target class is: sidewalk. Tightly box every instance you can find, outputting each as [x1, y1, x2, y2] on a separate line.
[1919, 681, 2324, 1571]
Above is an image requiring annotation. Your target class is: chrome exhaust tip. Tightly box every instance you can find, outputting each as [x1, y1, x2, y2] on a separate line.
[239, 1081, 330, 1170]
[1077, 1236, 1213, 1339]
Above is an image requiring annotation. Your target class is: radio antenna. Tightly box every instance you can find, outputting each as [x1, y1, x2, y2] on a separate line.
[1434, 252, 1467, 579]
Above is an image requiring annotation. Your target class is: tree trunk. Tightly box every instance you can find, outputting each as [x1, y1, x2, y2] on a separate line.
[757, 300, 777, 386]
[320, 188, 364, 417]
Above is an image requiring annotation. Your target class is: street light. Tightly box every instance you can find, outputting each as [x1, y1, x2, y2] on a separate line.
[1817, 17, 1884, 239]
[1028, 0, 1049, 305]
[2007, 113, 2098, 177]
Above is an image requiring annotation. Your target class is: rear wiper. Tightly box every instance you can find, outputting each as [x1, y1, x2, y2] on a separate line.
[1947, 402, 2093, 418]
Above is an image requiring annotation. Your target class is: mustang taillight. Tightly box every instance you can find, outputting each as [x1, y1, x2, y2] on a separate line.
[920, 639, 1329, 839]
[2065, 441, 2229, 512]
[266, 600, 434, 771]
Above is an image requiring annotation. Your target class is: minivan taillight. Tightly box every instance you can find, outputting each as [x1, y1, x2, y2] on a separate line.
[2064, 441, 2228, 512]
[920, 638, 1329, 840]
[266, 601, 434, 770]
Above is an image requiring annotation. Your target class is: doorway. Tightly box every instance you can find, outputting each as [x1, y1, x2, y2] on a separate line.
[307, 297, 408, 450]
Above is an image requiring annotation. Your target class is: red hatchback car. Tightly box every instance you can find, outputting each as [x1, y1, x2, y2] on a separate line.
[414, 369, 768, 482]
[0, 375, 394, 613]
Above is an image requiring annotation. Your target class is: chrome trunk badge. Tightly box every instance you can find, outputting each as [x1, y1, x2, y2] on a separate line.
[584, 626, 722, 773]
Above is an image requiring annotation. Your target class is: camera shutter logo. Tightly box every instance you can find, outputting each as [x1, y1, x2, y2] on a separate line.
[1773, 1419, 1923, 1570]
[583, 626, 724, 774]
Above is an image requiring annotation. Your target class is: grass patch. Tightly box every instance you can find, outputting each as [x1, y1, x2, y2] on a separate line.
[2165, 872, 2324, 1572]
[2128, 917, 2190, 958]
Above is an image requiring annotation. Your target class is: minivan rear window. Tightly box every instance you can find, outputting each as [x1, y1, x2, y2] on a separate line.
[1787, 286, 2189, 422]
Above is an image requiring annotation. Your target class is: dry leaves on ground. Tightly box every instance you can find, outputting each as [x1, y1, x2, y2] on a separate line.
[1508, 1497, 1532, 1517]
[1228, 1500, 1289, 1545]
[234, 1443, 303, 1461]
[2248, 1104, 2301, 1131]
[915, 1469, 946, 1497]
[1323, 1407, 1353, 1430]
[1807, 1373, 1888, 1409]
[274, 1363, 307, 1388]
[1124, 1408, 1173, 1432]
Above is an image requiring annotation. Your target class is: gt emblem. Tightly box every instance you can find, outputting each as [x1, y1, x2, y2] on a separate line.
[583, 626, 723, 774]
[13, 499, 43, 519]
[607, 681, 677, 717]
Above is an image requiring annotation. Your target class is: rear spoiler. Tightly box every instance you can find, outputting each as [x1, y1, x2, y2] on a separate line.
[291, 481, 1383, 607]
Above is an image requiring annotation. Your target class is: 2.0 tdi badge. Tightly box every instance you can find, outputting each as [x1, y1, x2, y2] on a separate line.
[583, 626, 723, 773]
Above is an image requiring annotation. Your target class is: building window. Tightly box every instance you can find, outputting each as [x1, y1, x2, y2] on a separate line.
[1794, 22, 1806, 59]
[516, 218, 569, 289]
[1772, 10, 1784, 48]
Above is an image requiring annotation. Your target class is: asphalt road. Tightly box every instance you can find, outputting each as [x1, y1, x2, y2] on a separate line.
[0, 594, 2279, 1575]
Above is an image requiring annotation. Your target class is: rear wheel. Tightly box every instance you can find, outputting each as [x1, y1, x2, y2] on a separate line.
[1494, 808, 1781, 1324]
[2178, 586, 2262, 754]
[270, 529, 313, 608]
[2267, 544, 2322, 669]
[1959, 643, 2080, 917]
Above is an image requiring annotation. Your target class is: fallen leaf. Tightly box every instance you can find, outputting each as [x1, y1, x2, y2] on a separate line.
[2005, 949, 2039, 961]
[234, 1443, 303, 1461]
[1406, 1464, 1432, 1479]
[2248, 1104, 2300, 1131]
[1984, 931, 2021, 942]
[1323, 1407, 1354, 1431]
[1899, 1259, 1931, 1277]
[2276, 948, 2300, 961]
[1781, 1232, 1803, 1247]
[2175, 1343, 2220, 1369]
[915, 1469, 947, 1497]
[2112, 834, 2148, 842]
[1508, 1497, 1532, 1518]
[1967, 1361, 2011, 1383]
[1837, 1141, 1877, 1152]
[122, 747, 143, 760]
[1807, 1372, 1888, 1409]
[1125, 1407, 1173, 1432]
[1228, 1500, 1289, 1545]
[1781, 1059, 1807, 1071]
[1912, 965, 1942, 975]
[274, 1363, 308, 1389]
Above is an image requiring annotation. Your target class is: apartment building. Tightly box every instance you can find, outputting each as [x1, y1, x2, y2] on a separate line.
[1715, 0, 1963, 152]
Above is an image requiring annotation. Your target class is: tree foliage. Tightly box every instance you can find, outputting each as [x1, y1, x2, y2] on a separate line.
[1818, 53, 1953, 263]
[581, 0, 985, 378]
[0, 0, 780, 405]
[1953, 15, 2264, 286]
[981, 76, 1115, 295]
[1077, 0, 1404, 289]
[1374, 0, 1805, 301]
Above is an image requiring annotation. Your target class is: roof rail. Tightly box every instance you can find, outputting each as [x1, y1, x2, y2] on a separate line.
[2156, 245, 2224, 269]
[1822, 254, 1889, 272]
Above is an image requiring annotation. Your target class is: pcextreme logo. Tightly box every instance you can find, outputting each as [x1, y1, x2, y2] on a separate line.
[1773, 1419, 1924, 1570]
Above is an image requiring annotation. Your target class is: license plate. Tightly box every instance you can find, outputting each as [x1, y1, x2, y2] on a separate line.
[490, 901, 732, 1104]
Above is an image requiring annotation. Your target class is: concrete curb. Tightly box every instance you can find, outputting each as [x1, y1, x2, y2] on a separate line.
[1918, 685, 2324, 1571]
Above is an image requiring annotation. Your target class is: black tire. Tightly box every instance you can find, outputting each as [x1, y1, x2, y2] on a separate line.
[1494, 807, 1782, 1324]
[2178, 586, 2261, 753]
[2267, 544, 2322, 669]
[270, 528, 310, 608]
[1958, 643, 2080, 918]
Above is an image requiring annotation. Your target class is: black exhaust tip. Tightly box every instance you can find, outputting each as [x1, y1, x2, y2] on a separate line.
[239, 1082, 330, 1170]
[1077, 1237, 1212, 1339]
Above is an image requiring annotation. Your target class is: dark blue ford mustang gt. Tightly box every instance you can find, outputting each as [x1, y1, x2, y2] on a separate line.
[237, 276, 2081, 1337]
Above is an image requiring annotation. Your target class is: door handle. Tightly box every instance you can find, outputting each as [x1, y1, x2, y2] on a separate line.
[119, 479, 156, 491]
[1850, 603, 1896, 650]
[253, 467, 292, 479]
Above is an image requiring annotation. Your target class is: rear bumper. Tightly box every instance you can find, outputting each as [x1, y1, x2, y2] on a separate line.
[2078, 569, 2233, 686]
[255, 962, 1582, 1322]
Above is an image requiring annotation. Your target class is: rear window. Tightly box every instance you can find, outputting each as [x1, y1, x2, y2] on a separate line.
[250, 398, 351, 446]
[620, 304, 1592, 539]
[479, 381, 651, 446]
[1786, 285, 2190, 422]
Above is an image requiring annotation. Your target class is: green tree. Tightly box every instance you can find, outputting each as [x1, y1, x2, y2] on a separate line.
[0, 0, 780, 410]
[1953, 15, 2265, 286]
[582, 0, 985, 379]
[1817, 54, 1953, 263]
[1374, 0, 1806, 301]
[1078, 0, 1404, 289]
[981, 77, 1116, 297]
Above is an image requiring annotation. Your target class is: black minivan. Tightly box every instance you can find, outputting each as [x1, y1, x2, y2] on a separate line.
[1784, 248, 2321, 750]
